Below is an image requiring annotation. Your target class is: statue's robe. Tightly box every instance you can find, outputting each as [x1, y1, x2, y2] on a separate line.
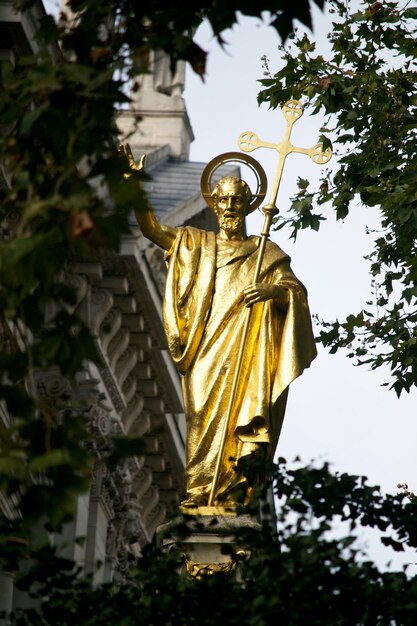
[163, 226, 317, 503]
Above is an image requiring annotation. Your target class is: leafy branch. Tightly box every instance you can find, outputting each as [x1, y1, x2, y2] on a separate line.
[258, 0, 417, 394]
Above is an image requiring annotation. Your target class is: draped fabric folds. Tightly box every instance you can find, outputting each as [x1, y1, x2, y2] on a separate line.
[163, 226, 317, 502]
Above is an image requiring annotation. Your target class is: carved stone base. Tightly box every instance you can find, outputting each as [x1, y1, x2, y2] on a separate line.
[156, 513, 261, 579]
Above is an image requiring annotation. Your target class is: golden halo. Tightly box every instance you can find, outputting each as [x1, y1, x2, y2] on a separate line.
[200, 151, 267, 213]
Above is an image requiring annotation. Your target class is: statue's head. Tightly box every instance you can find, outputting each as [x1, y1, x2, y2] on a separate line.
[211, 176, 252, 236]
[211, 176, 253, 227]
[201, 153, 267, 221]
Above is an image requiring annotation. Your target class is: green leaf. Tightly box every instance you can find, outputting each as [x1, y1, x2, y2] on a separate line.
[403, 8, 417, 19]
[20, 102, 49, 135]
[29, 450, 71, 473]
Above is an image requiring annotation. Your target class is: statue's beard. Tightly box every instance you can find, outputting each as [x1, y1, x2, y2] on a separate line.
[218, 215, 245, 234]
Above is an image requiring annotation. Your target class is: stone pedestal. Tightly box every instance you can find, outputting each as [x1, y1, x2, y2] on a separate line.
[157, 508, 261, 578]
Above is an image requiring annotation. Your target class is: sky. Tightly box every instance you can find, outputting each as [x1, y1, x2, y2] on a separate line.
[183, 3, 417, 568]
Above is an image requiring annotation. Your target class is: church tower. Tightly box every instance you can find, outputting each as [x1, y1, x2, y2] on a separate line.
[117, 51, 194, 162]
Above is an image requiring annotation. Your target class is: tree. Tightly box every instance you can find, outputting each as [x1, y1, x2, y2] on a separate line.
[257, 0, 417, 396]
[9, 460, 417, 625]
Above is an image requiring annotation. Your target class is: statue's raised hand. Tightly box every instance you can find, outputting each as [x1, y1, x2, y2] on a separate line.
[119, 143, 146, 179]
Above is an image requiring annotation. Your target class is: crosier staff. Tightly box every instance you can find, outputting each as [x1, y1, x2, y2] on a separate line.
[207, 99, 332, 507]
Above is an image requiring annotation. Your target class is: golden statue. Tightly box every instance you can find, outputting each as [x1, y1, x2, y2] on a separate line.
[122, 100, 331, 511]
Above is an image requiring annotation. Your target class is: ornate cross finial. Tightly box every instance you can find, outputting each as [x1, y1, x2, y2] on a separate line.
[238, 99, 332, 210]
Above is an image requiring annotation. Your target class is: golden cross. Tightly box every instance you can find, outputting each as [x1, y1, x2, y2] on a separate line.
[238, 99, 332, 209]
[208, 100, 332, 507]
